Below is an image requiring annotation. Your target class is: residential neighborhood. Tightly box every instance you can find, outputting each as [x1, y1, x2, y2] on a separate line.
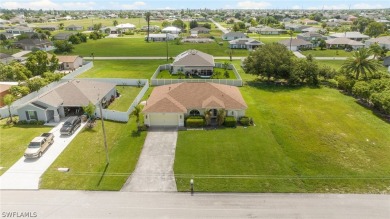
[0, 3, 390, 218]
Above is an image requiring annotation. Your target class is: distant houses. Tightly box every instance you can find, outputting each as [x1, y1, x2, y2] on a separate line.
[365, 36, 390, 50]
[229, 38, 264, 50]
[329, 32, 369, 41]
[145, 33, 178, 42]
[325, 38, 365, 50]
[65, 24, 83, 31]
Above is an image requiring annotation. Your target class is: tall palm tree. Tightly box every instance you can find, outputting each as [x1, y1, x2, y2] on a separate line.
[341, 48, 380, 80]
[145, 12, 151, 43]
[287, 30, 293, 51]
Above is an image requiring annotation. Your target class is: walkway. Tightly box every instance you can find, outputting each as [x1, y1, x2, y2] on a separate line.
[0, 121, 86, 190]
[293, 51, 306, 58]
[11, 50, 31, 58]
[121, 127, 178, 192]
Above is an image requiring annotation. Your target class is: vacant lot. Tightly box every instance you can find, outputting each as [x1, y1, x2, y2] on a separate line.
[174, 84, 390, 193]
[40, 119, 146, 190]
[0, 119, 52, 175]
[108, 86, 142, 112]
[301, 49, 353, 57]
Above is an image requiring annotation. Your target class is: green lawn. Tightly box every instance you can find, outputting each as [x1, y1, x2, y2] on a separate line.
[174, 85, 390, 193]
[108, 86, 142, 112]
[40, 119, 146, 190]
[77, 60, 169, 78]
[157, 68, 237, 79]
[0, 47, 21, 55]
[71, 38, 248, 57]
[301, 49, 353, 57]
[0, 118, 52, 175]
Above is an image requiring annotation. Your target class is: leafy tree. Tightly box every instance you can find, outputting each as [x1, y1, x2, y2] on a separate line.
[318, 39, 326, 50]
[26, 77, 48, 92]
[369, 43, 383, 60]
[172, 19, 186, 30]
[68, 34, 81, 44]
[130, 105, 141, 127]
[83, 101, 96, 119]
[290, 59, 319, 86]
[365, 22, 386, 38]
[189, 20, 198, 29]
[341, 48, 381, 80]
[54, 40, 74, 53]
[25, 51, 57, 76]
[202, 23, 211, 29]
[145, 12, 151, 42]
[352, 81, 371, 101]
[370, 91, 390, 114]
[2, 94, 15, 123]
[161, 21, 170, 27]
[9, 85, 30, 97]
[59, 23, 64, 30]
[113, 20, 118, 26]
[0, 33, 7, 41]
[93, 23, 102, 31]
[42, 72, 62, 82]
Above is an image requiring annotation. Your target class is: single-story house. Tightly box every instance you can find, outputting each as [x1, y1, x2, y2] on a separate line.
[229, 38, 264, 50]
[297, 32, 326, 42]
[301, 27, 324, 33]
[65, 24, 83, 31]
[258, 27, 284, 35]
[5, 26, 34, 36]
[141, 25, 161, 31]
[162, 26, 181, 34]
[222, 32, 247, 41]
[145, 33, 178, 42]
[13, 39, 53, 51]
[143, 82, 248, 127]
[365, 36, 390, 50]
[325, 37, 365, 50]
[116, 23, 136, 31]
[38, 25, 58, 31]
[0, 53, 15, 64]
[17, 80, 117, 123]
[53, 32, 74, 40]
[171, 49, 215, 77]
[0, 84, 12, 107]
[302, 19, 318, 25]
[190, 26, 210, 34]
[329, 32, 369, 41]
[284, 24, 310, 32]
[57, 55, 83, 70]
[278, 38, 313, 51]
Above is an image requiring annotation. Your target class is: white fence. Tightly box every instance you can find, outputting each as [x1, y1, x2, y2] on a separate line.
[150, 63, 243, 87]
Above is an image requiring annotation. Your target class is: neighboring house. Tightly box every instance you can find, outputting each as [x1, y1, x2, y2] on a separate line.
[65, 25, 83, 31]
[325, 37, 365, 50]
[143, 82, 248, 127]
[5, 26, 34, 35]
[116, 23, 136, 31]
[38, 25, 58, 31]
[0, 84, 13, 107]
[141, 25, 160, 31]
[57, 55, 83, 70]
[162, 26, 181, 34]
[13, 39, 53, 51]
[258, 27, 284, 35]
[0, 53, 15, 64]
[301, 27, 323, 33]
[302, 19, 318, 25]
[284, 24, 310, 32]
[145, 33, 178, 42]
[297, 32, 326, 42]
[171, 50, 214, 76]
[190, 26, 210, 34]
[278, 38, 313, 51]
[17, 80, 117, 123]
[365, 36, 390, 50]
[222, 32, 247, 41]
[329, 32, 370, 41]
[229, 38, 264, 50]
[53, 32, 74, 40]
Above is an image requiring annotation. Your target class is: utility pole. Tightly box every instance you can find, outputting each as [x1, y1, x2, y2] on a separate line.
[166, 32, 169, 61]
[98, 93, 109, 164]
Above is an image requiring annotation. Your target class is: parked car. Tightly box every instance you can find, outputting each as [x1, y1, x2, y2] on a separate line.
[60, 116, 81, 135]
[24, 133, 54, 158]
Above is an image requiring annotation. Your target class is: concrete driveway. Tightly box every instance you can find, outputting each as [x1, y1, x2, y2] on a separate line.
[121, 127, 178, 192]
[0, 121, 86, 190]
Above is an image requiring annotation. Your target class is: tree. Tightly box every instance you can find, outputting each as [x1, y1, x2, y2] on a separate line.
[82, 101, 96, 119]
[202, 23, 211, 29]
[189, 20, 198, 29]
[10, 85, 30, 97]
[130, 105, 141, 127]
[172, 19, 186, 30]
[290, 59, 319, 86]
[217, 109, 226, 126]
[113, 20, 118, 26]
[318, 39, 326, 50]
[369, 43, 383, 60]
[26, 77, 47, 92]
[161, 21, 170, 27]
[233, 23, 240, 32]
[352, 81, 371, 101]
[342, 48, 381, 80]
[145, 12, 151, 43]
[93, 23, 102, 31]
[287, 30, 294, 51]
[225, 49, 233, 61]
[25, 51, 49, 76]
[54, 40, 74, 53]
[3, 94, 15, 123]
[365, 22, 386, 38]
[59, 23, 64, 30]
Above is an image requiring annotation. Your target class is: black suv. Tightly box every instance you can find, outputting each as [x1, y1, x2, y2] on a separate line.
[60, 116, 81, 135]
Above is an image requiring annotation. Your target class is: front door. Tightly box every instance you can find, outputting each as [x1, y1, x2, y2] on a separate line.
[212, 109, 218, 117]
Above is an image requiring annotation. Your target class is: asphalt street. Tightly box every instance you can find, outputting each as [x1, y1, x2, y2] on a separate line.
[1, 190, 389, 218]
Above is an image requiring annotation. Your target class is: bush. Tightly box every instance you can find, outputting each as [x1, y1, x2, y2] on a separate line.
[239, 116, 250, 126]
[322, 79, 338, 88]
[224, 116, 236, 127]
[186, 117, 205, 127]
[17, 120, 45, 125]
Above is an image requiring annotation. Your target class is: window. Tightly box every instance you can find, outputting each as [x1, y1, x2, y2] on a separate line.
[189, 109, 200, 116]
[26, 111, 38, 120]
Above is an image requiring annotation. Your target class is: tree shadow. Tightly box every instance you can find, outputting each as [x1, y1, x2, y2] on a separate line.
[131, 130, 141, 137]
[246, 80, 320, 93]
[97, 163, 109, 187]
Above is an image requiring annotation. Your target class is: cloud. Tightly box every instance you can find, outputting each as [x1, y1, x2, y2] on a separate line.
[0, 0, 96, 10]
[352, 3, 384, 9]
[291, 5, 300, 9]
[237, 1, 271, 9]
[121, 1, 146, 9]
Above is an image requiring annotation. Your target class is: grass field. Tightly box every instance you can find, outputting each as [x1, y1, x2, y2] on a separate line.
[174, 84, 390, 193]
[71, 38, 249, 57]
[0, 118, 52, 175]
[40, 119, 146, 190]
[301, 49, 353, 57]
[77, 60, 168, 78]
[107, 86, 142, 112]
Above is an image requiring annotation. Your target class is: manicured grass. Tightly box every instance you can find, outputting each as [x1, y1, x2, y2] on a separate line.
[107, 86, 142, 112]
[71, 38, 248, 57]
[0, 47, 21, 55]
[0, 118, 52, 175]
[157, 68, 237, 79]
[301, 48, 353, 57]
[77, 60, 169, 78]
[174, 85, 390, 193]
[316, 60, 345, 70]
[40, 119, 146, 190]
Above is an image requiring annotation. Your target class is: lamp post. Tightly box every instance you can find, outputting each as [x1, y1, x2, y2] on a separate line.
[98, 93, 109, 164]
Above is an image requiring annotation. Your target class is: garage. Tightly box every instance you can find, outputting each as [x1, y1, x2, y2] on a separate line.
[149, 113, 179, 127]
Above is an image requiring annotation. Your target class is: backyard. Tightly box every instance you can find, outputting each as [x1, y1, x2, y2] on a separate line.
[157, 68, 237, 79]
[108, 86, 142, 112]
[174, 84, 390, 193]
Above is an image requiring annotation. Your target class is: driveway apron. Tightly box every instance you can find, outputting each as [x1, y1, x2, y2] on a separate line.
[121, 127, 178, 192]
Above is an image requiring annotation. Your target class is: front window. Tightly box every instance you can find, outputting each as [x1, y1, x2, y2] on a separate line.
[189, 109, 200, 116]
[27, 111, 37, 120]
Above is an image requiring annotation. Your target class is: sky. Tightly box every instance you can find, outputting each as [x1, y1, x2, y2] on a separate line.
[0, 0, 389, 11]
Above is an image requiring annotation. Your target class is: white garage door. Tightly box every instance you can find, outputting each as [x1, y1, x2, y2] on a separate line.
[150, 113, 178, 126]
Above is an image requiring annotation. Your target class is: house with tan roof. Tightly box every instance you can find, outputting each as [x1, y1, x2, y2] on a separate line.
[17, 80, 116, 123]
[365, 36, 390, 50]
[325, 37, 365, 50]
[278, 38, 313, 51]
[143, 82, 247, 127]
[57, 55, 83, 70]
[171, 50, 215, 77]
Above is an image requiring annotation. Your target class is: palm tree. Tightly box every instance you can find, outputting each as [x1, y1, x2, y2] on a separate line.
[131, 105, 141, 127]
[3, 94, 15, 123]
[217, 109, 226, 126]
[287, 30, 294, 51]
[342, 48, 381, 80]
[145, 12, 151, 43]
[369, 43, 382, 60]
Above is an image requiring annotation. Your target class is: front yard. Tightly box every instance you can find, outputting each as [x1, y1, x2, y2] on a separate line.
[174, 85, 390, 193]
[301, 48, 354, 57]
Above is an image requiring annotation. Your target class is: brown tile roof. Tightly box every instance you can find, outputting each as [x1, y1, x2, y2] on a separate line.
[34, 80, 116, 107]
[56, 55, 80, 63]
[143, 82, 247, 113]
[173, 50, 214, 67]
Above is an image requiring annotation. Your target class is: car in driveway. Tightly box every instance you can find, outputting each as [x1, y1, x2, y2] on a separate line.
[60, 116, 81, 136]
[24, 133, 55, 158]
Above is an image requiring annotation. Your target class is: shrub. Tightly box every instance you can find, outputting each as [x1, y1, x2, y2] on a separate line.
[224, 116, 236, 127]
[239, 116, 250, 126]
[186, 117, 205, 127]
[322, 79, 338, 88]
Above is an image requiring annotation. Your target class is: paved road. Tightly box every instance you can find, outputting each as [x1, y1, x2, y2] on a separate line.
[0, 121, 86, 190]
[210, 18, 229, 34]
[121, 128, 178, 192]
[11, 50, 31, 58]
[84, 56, 245, 60]
[1, 190, 389, 218]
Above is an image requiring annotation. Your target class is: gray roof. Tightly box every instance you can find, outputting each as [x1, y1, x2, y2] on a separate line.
[325, 37, 364, 46]
[223, 32, 247, 38]
[173, 50, 214, 67]
[229, 38, 264, 45]
[330, 32, 369, 39]
[278, 38, 312, 46]
[366, 36, 390, 45]
[297, 32, 324, 38]
[15, 39, 52, 46]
